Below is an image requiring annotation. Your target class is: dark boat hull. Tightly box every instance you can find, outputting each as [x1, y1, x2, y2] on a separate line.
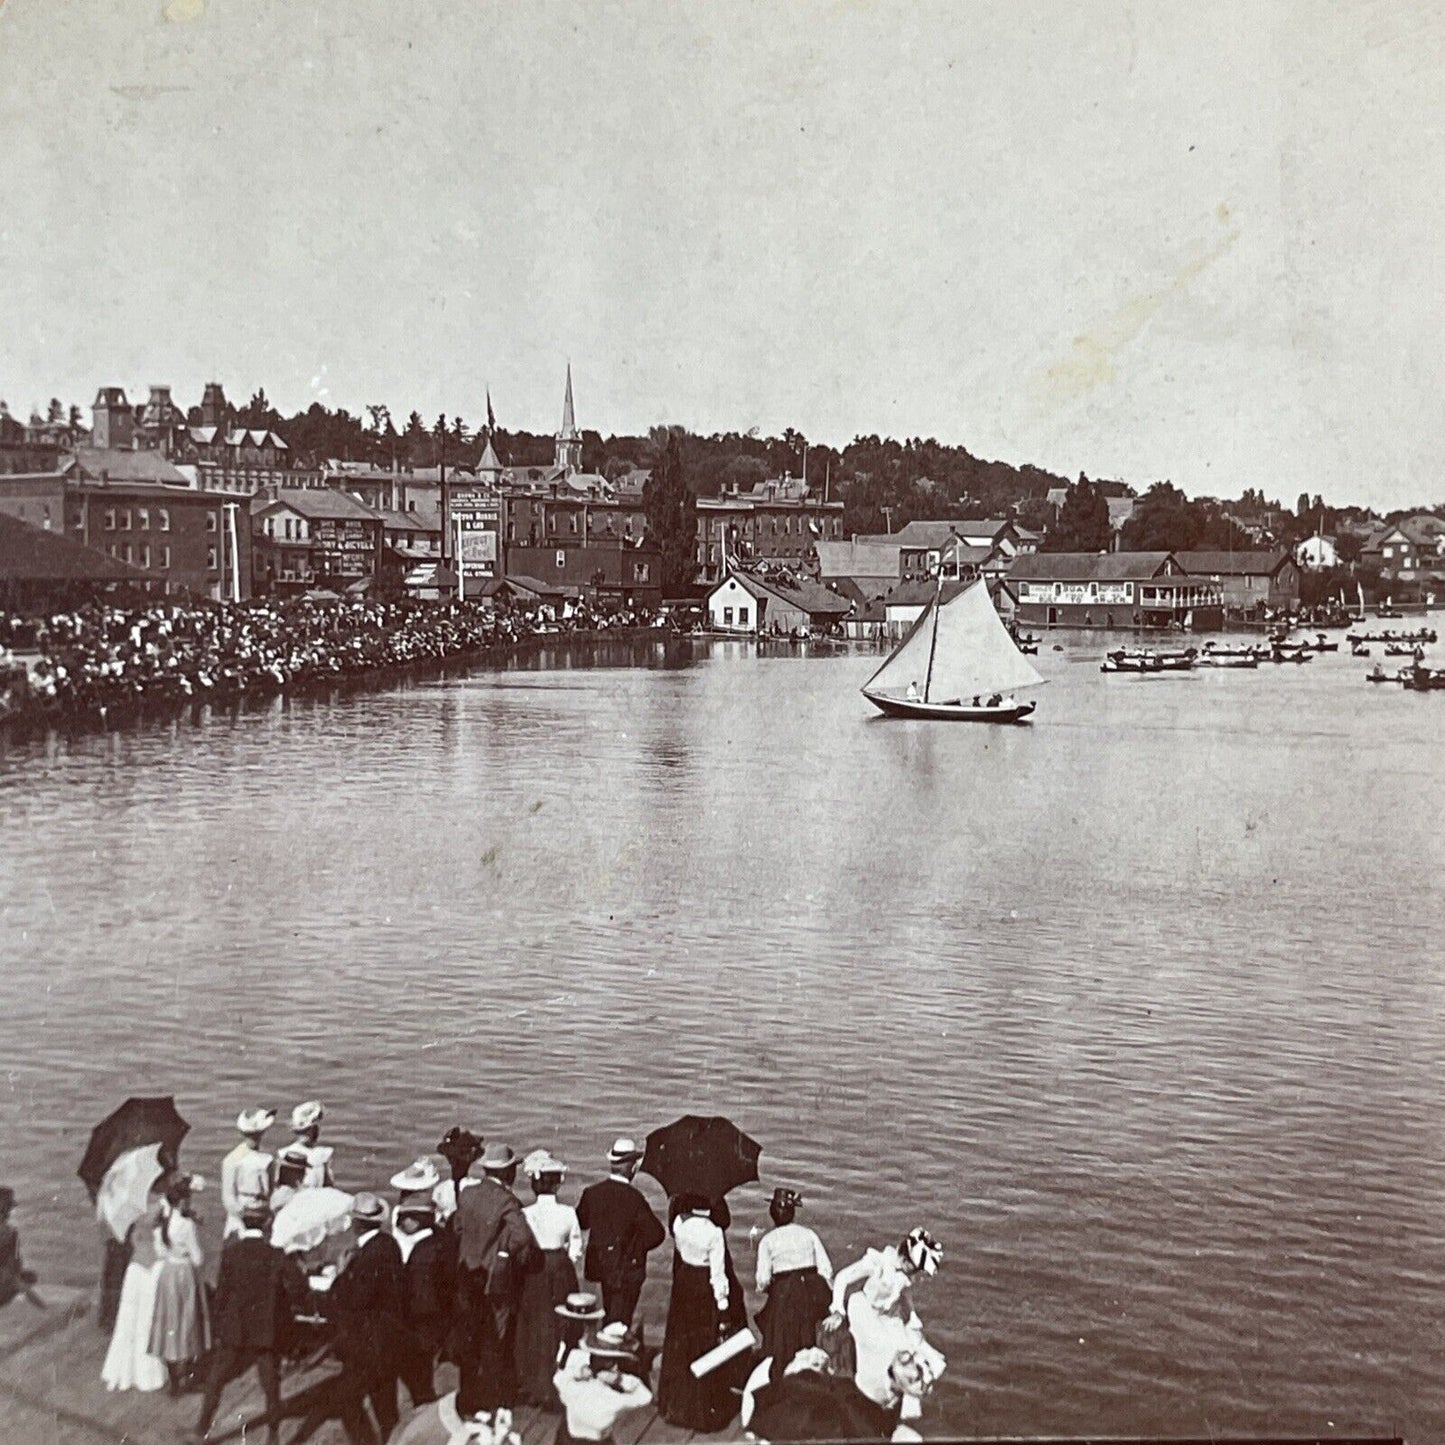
[864, 692, 1037, 722]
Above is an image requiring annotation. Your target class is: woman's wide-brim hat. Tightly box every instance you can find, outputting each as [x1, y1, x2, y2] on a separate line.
[290, 1100, 324, 1132]
[237, 1108, 277, 1135]
[523, 1149, 567, 1180]
[584, 1322, 641, 1363]
[391, 1158, 442, 1193]
[437, 1127, 484, 1167]
[555, 1291, 606, 1322]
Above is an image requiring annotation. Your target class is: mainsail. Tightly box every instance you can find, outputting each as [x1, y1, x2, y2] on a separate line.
[863, 579, 1044, 702]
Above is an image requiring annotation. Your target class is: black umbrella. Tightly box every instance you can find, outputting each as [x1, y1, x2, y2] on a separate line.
[78, 1096, 190, 1201]
[641, 1114, 761, 1203]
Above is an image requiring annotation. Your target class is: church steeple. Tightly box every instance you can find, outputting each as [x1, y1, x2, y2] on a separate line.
[554, 363, 582, 475]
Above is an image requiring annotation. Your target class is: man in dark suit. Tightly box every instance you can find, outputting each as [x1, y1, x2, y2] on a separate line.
[291, 1192, 406, 1445]
[394, 1196, 454, 1407]
[575, 1137, 666, 1329]
[194, 1200, 309, 1445]
[453, 1141, 536, 1417]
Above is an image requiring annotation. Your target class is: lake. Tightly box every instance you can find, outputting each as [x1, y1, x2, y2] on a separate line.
[2, 632, 1442, 1438]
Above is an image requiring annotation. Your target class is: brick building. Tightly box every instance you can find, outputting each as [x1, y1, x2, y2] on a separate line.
[251, 488, 384, 595]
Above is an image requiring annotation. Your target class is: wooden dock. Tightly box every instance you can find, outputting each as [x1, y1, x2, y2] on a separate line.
[0, 1291, 1407, 1445]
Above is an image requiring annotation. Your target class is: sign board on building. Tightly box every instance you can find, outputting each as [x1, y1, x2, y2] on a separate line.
[1022, 580, 1134, 606]
[451, 487, 501, 579]
[313, 518, 374, 578]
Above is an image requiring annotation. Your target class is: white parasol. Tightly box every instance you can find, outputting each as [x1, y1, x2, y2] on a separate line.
[95, 1141, 165, 1243]
[269, 1186, 355, 1254]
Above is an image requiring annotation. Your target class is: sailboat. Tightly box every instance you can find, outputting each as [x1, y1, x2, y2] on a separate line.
[861, 575, 1045, 722]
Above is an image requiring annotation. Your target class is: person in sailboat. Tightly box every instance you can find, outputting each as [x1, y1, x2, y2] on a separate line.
[906, 681, 919, 701]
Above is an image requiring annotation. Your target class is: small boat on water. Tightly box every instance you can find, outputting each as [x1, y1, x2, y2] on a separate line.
[1402, 664, 1445, 691]
[1352, 643, 1371, 657]
[1268, 647, 1314, 664]
[1367, 665, 1405, 683]
[1347, 627, 1436, 645]
[1101, 647, 1196, 673]
[1196, 652, 1259, 669]
[1199, 641, 1267, 662]
[861, 576, 1044, 723]
[1385, 643, 1426, 658]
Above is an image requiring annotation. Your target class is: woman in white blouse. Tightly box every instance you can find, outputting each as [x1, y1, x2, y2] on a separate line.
[513, 1150, 585, 1407]
[553, 1323, 653, 1444]
[754, 1186, 833, 1368]
[656, 1194, 748, 1431]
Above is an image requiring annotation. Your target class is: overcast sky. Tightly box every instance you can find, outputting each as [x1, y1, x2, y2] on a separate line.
[1, 0, 1441, 510]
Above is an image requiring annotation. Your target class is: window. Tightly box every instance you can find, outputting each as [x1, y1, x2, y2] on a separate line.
[206, 511, 218, 532]
[160, 545, 171, 569]
[634, 561, 650, 583]
[104, 507, 116, 531]
[158, 508, 170, 531]
[123, 544, 133, 563]
[138, 507, 150, 531]
[121, 510, 132, 531]
[140, 544, 151, 568]
[738, 606, 749, 625]
[206, 545, 218, 571]
[507, 521, 516, 542]
[723, 607, 734, 625]
[555, 549, 566, 569]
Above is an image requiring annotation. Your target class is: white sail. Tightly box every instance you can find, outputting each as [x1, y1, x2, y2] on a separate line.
[864, 579, 1044, 701]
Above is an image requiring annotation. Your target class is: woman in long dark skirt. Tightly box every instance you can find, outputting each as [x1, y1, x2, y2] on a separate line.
[657, 1195, 749, 1431]
[512, 1152, 584, 1407]
[754, 1187, 833, 1368]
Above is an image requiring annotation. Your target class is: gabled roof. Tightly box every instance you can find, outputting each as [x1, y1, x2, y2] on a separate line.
[884, 520, 961, 549]
[1173, 550, 1290, 578]
[881, 578, 970, 610]
[258, 488, 380, 522]
[67, 448, 192, 487]
[711, 568, 852, 617]
[0, 511, 155, 582]
[954, 518, 1015, 543]
[1008, 551, 1176, 582]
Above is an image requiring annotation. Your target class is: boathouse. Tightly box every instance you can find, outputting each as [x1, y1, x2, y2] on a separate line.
[1007, 551, 1223, 629]
[1173, 549, 1300, 615]
[706, 568, 852, 634]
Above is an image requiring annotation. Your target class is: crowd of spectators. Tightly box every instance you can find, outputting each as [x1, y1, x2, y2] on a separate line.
[0, 597, 665, 725]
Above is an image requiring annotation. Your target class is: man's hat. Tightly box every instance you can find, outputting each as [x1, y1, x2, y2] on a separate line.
[240, 1198, 271, 1225]
[290, 1100, 324, 1132]
[903, 1227, 943, 1276]
[555, 1291, 606, 1322]
[523, 1149, 567, 1180]
[771, 1187, 803, 1212]
[480, 1142, 517, 1173]
[236, 1107, 276, 1135]
[607, 1137, 643, 1164]
[352, 1192, 387, 1225]
[390, 1158, 442, 1194]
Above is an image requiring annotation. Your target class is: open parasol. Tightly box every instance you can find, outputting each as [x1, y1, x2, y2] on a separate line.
[94, 1141, 166, 1243]
[271, 1186, 356, 1255]
[641, 1115, 761, 1203]
[78, 1096, 190, 1201]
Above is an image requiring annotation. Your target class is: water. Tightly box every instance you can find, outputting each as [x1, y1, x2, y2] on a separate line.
[2, 633, 1442, 1438]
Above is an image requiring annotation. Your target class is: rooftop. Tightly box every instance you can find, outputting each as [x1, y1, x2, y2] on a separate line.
[1172, 549, 1290, 577]
[1008, 551, 1177, 582]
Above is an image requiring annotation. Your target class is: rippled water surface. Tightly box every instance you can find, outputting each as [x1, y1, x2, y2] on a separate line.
[3, 633, 1443, 1438]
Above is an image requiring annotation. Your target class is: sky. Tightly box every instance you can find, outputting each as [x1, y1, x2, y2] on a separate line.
[0, 0, 1441, 511]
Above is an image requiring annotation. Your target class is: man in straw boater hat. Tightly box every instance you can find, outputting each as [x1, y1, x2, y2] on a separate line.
[576, 1137, 666, 1331]
[553, 1320, 653, 1445]
[192, 1198, 308, 1445]
[221, 1106, 276, 1240]
[454, 1141, 538, 1420]
[389, 1158, 452, 1408]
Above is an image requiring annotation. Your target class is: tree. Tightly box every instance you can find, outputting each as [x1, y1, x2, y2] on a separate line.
[643, 431, 696, 596]
[1044, 475, 1112, 551]
[47, 397, 64, 424]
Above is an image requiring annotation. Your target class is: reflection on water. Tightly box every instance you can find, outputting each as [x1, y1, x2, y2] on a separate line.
[2, 634, 1444, 1437]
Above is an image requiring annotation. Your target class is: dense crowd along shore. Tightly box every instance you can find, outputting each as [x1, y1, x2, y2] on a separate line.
[0, 598, 670, 732]
[41, 1101, 947, 1445]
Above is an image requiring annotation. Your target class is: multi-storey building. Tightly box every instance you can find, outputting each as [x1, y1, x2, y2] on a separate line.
[694, 478, 844, 587]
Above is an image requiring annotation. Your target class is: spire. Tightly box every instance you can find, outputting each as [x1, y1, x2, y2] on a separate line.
[554, 362, 582, 475]
[560, 363, 579, 439]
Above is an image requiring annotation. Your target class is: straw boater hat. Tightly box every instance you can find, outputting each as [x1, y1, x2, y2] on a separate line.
[351, 1192, 387, 1226]
[290, 1101, 324, 1133]
[522, 1149, 567, 1180]
[480, 1142, 518, 1173]
[236, 1108, 276, 1135]
[555, 1291, 606, 1323]
[583, 1322, 640, 1364]
[607, 1137, 643, 1165]
[390, 1158, 442, 1194]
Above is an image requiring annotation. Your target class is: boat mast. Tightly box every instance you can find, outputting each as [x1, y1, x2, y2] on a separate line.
[921, 563, 945, 702]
